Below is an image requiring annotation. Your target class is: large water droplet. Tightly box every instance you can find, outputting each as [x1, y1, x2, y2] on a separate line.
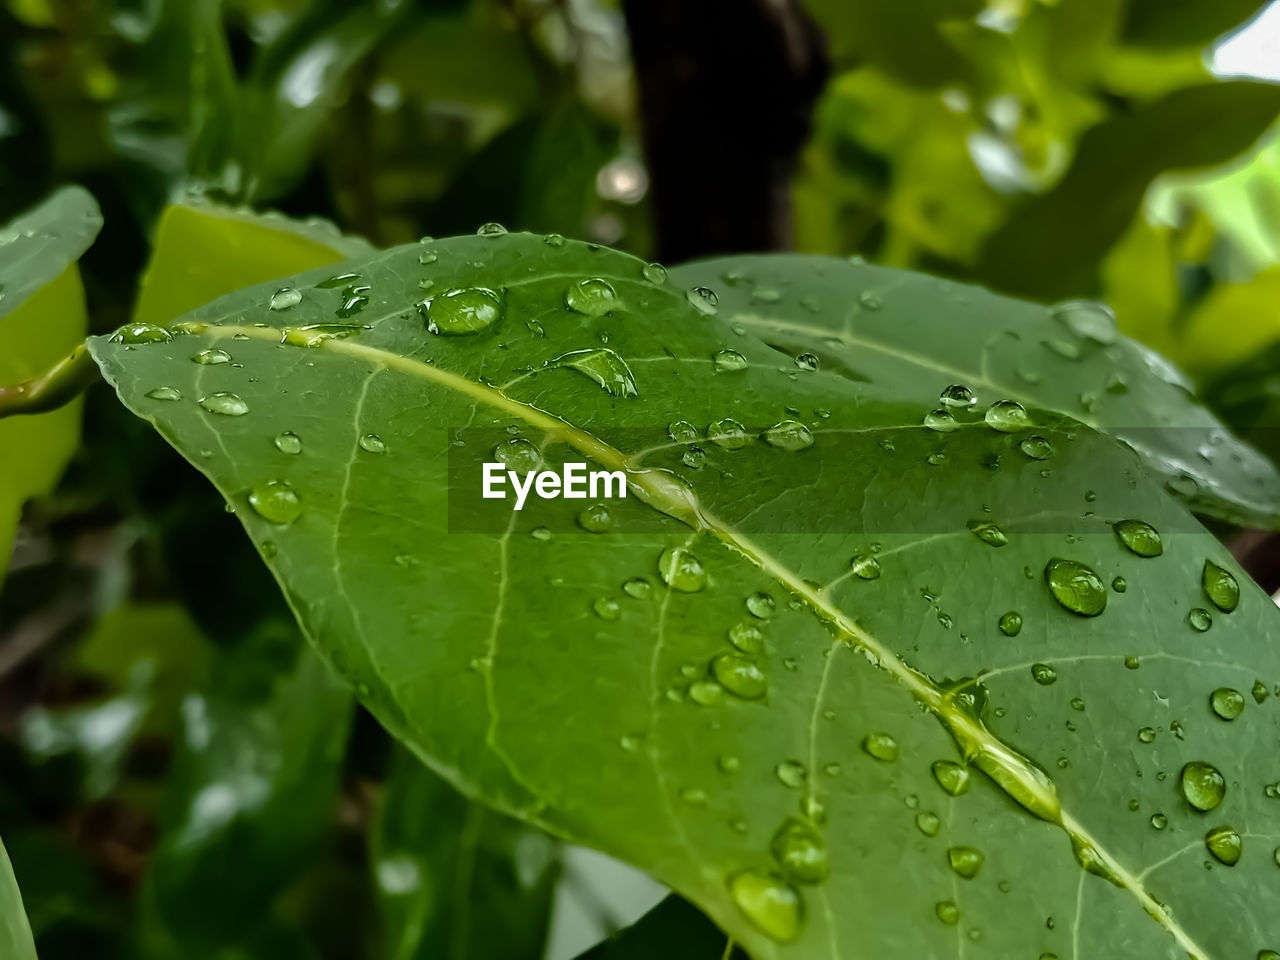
[1051, 300, 1117, 344]
[998, 610, 1023, 636]
[686, 286, 719, 316]
[476, 221, 508, 237]
[422, 287, 502, 336]
[1205, 825, 1242, 866]
[1113, 519, 1163, 557]
[564, 278, 619, 316]
[248, 480, 301, 524]
[729, 622, 764, 654]
[547, 348, 638, 398]
[713, 349, 748, 373]
[110, 322, 173, 344]
[657, 547, 706, 592]
[931, 760, 970, 796]
[712, 654, 766, 699]
[770, 818, 829, 884]
[1210, 687, 1245, 721]
[916, 811, 941, 836]
[199, 392, 249, 416]
[708, 418, 751, 450]
[985, 400, 1031, 433]
[775, 760, 807, 789]
[940, 384, 976, 408]
[1019, 436, 1054, 460]
[192, 348, 230, 365]
[146, 386, 181, 401]
[861, 732, 899, 762]
[935, 901, 960, 926]
[622, 577, 652, 600]
[924, 409, 957, 432]
[849, 553, 881, 580]
[726, 870, 804, 943]
[642, 262, 667, 284]
[577, 503, 612, 533]
[1031, 663, 1058, 685]
[494, 438, 542, 473]
[762, 420, 814, 451]
[967, 520, 1008, 547]
[1180, 761, 1226, 811]
[746, 591, 776, 619]
[359, 434, 386, 454]
[1188, 608, 1213, 632]
[274, 431, 303, 454]
[947, 846, 984, 879]
[1044, 558, 1107, 617]
[1203, 560, 1239, 613]
[269, 287, 303, 311]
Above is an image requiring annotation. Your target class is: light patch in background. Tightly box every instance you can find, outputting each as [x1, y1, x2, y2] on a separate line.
[1212, 0, 1280, 81]
[544, 846, 667, 959]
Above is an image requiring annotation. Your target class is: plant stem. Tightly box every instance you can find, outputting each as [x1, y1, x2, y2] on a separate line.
[0, 344, 99, 418]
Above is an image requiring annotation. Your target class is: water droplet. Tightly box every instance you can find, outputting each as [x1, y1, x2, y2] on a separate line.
[564, 278, 619, 316]
[358, 434, 386, 455]
[708, 418, 751, 450]
[686, 286, 719, 316]
[577, 503, 613, 533]
[746, 591, 776, 619]
[861, 732, 898, 762]
[713, 349, 748, 373]
[657, 547, 706, 592]
[924, 409, 958, 432]
[794, 353, 820, 371]
[984, 400, 1030, 433]
[998, 611, 1023, 636]
[476, 221, 508, 237]
[318, 272, 363, 288]
[1044, 558, 1107, 617]
[544, 233, 565, 246]
[935, 901, 960, 926]
[622, 577, 651, 600]
[858, 290, 883, 310]
[967, 520, 1008, 547]
[593, 597, 621, 620]
[849, 553, 882, 580]
[248, 480, 301, 524]
[146, 386, 181, 401]
[1050, 300, 1117, 344]
[1205, 825, 1242, 866]
[712, 654, 767, 700]
[916, 811, 941, 836]
[422, 287, 502, 336]
[1203, 560, 1239, 613]
[1019, 436, 1054, 460]
[1070, 836, 1123, 886]
[770, 818, 829, 884]
[729, 622, 764, 654]
[1188, 608, 1212, 632]
[1253, 680, 1271, 704]
[931, 760, 970, 796]
[775, 760, 808, 789]
[681, 447, 706, 468]
[1150, 813, 1167, 830]
[947, 846, 984, 879]
[1138, 726, 1156, 743]
[199, 392, 249, 416]
[1113, 577, 1128, 593]
[419, 250, 438, 265]
[1113, 519, 1163, 557]
[1210, 687, 1245, 721]
[494, 438, 542, 473]
[269, 287, 302, 311]
[940, 384, 975, 408]
[547, 348, 638, 398]
[726, 870, 804, 943]
[274, 431, 303, 454]
[668, 420, 698, 443]
[1180, 761, 1226, 811]
[642, 262, 667, 284]
[336, 290, 369, 318]
[1031, 663, 1058, 686]
[192, 348, 230, 365]
[110, 322, 173, 344]
[762, 420, 814, 451]
[688, 680, 723, 705]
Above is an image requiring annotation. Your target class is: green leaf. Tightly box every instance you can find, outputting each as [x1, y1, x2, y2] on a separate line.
[575, 896, 744, 960]
[133, 200, 374, 330]
[144, 635, 352, 948]
[1122, 0, 1271, 47]
[0, 186, 101, 579]
[977, 81, 1280, 300]
[671, 252, 1280, 529]
[372, 747, 558, 960]
[89, 233, 1280, 958]
[0, 837, 38, 960]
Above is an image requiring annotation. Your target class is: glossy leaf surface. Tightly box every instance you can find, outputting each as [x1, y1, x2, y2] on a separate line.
[89, 233, 1280, 959]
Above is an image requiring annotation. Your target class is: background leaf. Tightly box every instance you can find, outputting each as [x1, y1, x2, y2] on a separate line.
[0, 836, 38, 960]
[88, 232, 1280, 958]
[574, 895, 744, 960]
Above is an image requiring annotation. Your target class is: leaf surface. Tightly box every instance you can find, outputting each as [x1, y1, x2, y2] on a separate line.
[672, 252, 1280, 528]
[90, 233, 1280, 959]
[0, 186, 101, 578]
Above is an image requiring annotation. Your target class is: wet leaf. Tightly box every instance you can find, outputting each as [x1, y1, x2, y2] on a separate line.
[91, 233, 1280, 958]
[0, 837, 38, 960]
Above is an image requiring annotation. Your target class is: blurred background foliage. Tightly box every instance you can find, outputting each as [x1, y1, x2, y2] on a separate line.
[2, 0, 1280, 957]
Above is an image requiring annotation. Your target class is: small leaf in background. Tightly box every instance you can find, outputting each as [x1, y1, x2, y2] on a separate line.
[0, 837, 37, 960]
[372, 747, 559, 960]
[0, 186, 101, 578]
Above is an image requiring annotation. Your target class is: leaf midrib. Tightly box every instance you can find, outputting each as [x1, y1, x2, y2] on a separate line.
[178, 316, 1212, 959]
